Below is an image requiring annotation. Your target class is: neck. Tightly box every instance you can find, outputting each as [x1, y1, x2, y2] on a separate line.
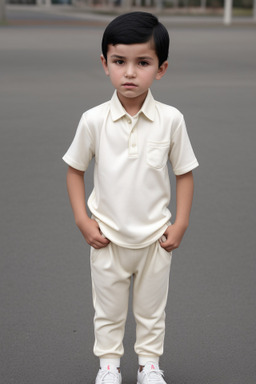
[117, 90, 148, 116]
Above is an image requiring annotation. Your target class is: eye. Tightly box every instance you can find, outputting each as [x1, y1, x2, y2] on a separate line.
[139, 61, 150, 67]
[114, 60, 124, 65]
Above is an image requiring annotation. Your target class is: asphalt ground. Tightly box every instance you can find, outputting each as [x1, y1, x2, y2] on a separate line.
[0, 8, 256, 384]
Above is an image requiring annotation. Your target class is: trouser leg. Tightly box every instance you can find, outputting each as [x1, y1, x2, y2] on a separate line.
[132, 241, 172, 365]
[90, 243, 131, 360]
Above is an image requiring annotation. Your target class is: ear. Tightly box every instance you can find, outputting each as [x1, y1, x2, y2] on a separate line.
[155, 61, 168, 80]
[101, 54, 109, 76]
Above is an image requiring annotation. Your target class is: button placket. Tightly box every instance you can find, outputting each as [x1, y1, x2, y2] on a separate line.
[128, 117, 138, 157]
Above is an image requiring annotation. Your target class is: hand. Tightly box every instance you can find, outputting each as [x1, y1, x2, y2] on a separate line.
[77, 217, 110, 249]
[160, 223, 186, 252]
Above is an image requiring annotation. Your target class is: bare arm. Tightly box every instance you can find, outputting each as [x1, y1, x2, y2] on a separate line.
[66, 166, 110, 249]
[161, 171, 194, 252]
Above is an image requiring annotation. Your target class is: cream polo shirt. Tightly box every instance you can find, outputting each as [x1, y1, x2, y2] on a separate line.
[63, 90, 199, 248]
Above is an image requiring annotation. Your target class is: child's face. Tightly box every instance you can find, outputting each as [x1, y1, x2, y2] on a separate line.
[101, 41, 168, 108]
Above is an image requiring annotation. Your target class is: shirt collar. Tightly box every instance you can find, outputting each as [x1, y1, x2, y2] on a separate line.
[110, 89, 155, 122]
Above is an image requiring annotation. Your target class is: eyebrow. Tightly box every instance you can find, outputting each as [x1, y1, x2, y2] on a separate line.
[110, 55, 154, 61]
[138, 56, 154, 61]
[110, 55, 125, 59]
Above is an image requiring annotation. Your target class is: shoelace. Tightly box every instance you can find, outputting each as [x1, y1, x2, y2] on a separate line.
[100, 370, 119, 384]
[146, 368, 165, 383]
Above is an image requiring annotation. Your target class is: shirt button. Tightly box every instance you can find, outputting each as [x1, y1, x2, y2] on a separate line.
[127, 119, 132, 124]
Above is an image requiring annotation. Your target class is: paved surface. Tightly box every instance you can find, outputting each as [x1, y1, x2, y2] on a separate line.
[0, 8, 256, 384]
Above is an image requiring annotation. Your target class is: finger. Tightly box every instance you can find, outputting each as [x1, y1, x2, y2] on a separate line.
[160, 241, 175, 252]
[91, 240, 104, 249]
[159, 235, 167, 243]
[92, 237, 110, 248]
[92, 242, 109, 249]
[97, 236, 110, 245]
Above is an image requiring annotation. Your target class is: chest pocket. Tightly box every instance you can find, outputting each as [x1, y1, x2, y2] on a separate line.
[147, 141, 170, 169]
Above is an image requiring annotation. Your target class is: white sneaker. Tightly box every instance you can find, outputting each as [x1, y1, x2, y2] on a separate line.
[95, 364, 122, 384]
[137, 362, 167, 384]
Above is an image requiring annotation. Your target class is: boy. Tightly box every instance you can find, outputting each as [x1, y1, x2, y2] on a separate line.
[63, 12, 198, 384]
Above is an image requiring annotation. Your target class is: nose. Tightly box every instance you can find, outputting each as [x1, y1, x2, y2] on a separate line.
[125, 63, 136, 78]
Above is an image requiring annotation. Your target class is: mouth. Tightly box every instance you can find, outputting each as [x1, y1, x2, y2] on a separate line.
[122, 83, 138, 88]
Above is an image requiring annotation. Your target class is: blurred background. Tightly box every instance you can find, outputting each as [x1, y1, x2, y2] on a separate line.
[0, 3, 256, 384]
[1, 0, 256, 24]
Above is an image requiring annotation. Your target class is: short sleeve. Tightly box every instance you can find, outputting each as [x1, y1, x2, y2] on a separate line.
[62, 113, 95, 172]
[169, 116, 199, 175]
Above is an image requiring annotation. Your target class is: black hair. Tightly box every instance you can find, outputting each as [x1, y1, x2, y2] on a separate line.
[101, 12, 169, 67]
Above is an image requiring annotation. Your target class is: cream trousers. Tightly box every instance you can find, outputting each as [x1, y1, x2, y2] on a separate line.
[90, 240, 172, 366]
